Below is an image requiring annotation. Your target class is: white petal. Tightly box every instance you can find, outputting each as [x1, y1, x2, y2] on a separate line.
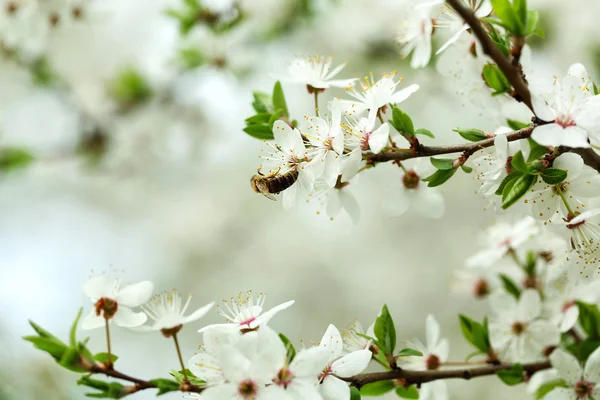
[341, 148, 362, 182]
[116, 281, 154, 307]
[561, 126, 590, 148]
[218, 345, 251, 383]
[113, 307, 148, 328]
[201, 383, 239, 400]
[532, 124, 567, 147]
[584, 345, 600, 383]
[559, 307, 580, 333]
[425, 314, 440, 351]
[319, 324, 343, 362]
[553, 153, 584, 180]
[410, 36, 432, 69]
[412, 187, 445, 218]
[83, 276, 114, 300]
[321, 376, 349, 400]
[259, 386, 295, 400]
[369, 123, 390, 154]
[287, 380, 323, 400]
[282, 183, 297, 210]
[419, 380, 448, 400]
[550, 349, 582, 385]
[388, 188, 411, 217]
[527, 321, 560, 348]
[390, 84, 420, 104]
[532, 96, 556, 122]
[181, 302, 215, 325]
[188, 353, 223, 383]
[489, 292, 517, 316]
[291, 347, 331, 377]
[252, 300, 295, 328]
[544, 387, 578, 400]
[81, 309, 105, 330]
[516, 290, 541, 322]
[339, 189, 361, 225]
[331, 349, 371, 377]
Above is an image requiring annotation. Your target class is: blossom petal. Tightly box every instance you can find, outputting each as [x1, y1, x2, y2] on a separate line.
[287, 380, 323, 400]
[252, 300, 295, 328]
[181, 302, 215, 325]
[411, 187, 444, 219]
[561, 126, 591, 148]
[339, 189, 361, 225]
[425, 314, 440, 351]
[331, 349, 371, 377]
[516, 290, 541, 322]
[260, 386, 295, 400]
[544, 387, 578, 400]
[321, 376, 349, 400]
[390, 84, 420, 104]
[532, 124, 566, 147]
[116, 281, 154, 307]
[320, 324, 343, 362]
[489, 292, 517, 316]
[188, 352, 223, 383]
[113, 307, 148, 328]
[550, 349, 582, 385]
[419, 380, 448, 400]
[84, 276, 114, 300]
[584, 345, 600, 383]
[532, 96, 556, 122]
[291, 347, 331, 377]
[81, 309, 105, 330]
[200, 383, 239, 400]
[341, 148, 362, 182]
[218, 345, 251, 383]
[369, 123, 390, 154]
[553, 153, 584, 180]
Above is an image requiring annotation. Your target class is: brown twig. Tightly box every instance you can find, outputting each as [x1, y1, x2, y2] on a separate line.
[342, 360, 551, 388]
[364, 125, 534, 163]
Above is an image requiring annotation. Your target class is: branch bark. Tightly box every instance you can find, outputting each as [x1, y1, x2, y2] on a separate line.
[343, 360, 551, 388]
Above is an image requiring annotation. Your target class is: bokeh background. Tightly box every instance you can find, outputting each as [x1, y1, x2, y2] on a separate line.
[1, 0, 599, 398]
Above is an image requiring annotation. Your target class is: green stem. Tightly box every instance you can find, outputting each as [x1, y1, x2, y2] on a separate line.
[555, 184, 574, 215]
[104, 319, 113, 369]
[173, 334, 188, 383]
[314, 92, 320, 117]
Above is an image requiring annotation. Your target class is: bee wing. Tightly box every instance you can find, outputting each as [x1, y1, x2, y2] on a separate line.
[262, 192, 277, 201]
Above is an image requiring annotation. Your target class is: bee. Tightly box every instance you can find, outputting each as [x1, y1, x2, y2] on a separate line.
[250, 169, 299, 201]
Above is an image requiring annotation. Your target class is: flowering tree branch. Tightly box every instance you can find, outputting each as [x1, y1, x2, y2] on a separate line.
[364, 125, 534, 163]
[343, 360, 551, 388]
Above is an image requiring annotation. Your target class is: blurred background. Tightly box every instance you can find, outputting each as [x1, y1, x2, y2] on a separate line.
[1, 0, 599, 398]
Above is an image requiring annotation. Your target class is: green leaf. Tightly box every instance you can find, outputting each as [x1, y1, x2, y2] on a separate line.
[70, 308, 83, 347]
[390, 106, 415, 135]
[360, 380, 395, 396]
[483, 63, 512, 94]
[497, 364, 524, 385]
[374, 304, 397, 355]
[59, 347, 86, 373]
[524, 251, 537, 276]
[454, 128, 488, 142]
[148, 379, 180, 396]
[350, 386, 362, 400]
[28, 321, 61, 340]
[245, 113, 272, 124]
[594, 82, 600, 96]
[31, 57, 56, 87]
[395, 385, 419, 399]
[461, 165, 473, 173]
[415, 128, 435, 138]
[0, 148, 34, 172]
[525, 10, 541, 36]
[513, 0, 527, 26]
[279, 333, 297, 364]
[580, 338, 600, 361]
[535, 379, 569, 399]
[23, 336, 68, 361]
[430, 158, 454, 170]
[423, 168, 458, 187]
[94, 353, 118, 364]
[459, 315, 490, 353]
[499, 274, 521, 299]
[243, 125, 274, 140]
[527, 139, 549, 162]
[397, 348, 423, 357]
[576, 301, 600, 339]
[506, 119, 531, 130]
[272, 81, 289, 119]
[490, 0, 523, 34]
[268, 109, 283, 129]
[510, 151, 529, 174]
[495, 170, 523, 195]
[501, 173, 537, 209]
[109, 67, 153, 108]
[252, 91, 272, 113]
[541, 168, 567, 184]
[178, 47, 205, 69]
[169, 369, 205, 386]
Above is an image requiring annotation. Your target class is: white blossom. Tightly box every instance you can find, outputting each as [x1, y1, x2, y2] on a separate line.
[434, 0, 492, 55]
[341, 320, 375, 354]
[276, 55, 356, 90]
[396, 0, 442, 68]
[547, 348, 600, 400]
[81, 275, 153, 330]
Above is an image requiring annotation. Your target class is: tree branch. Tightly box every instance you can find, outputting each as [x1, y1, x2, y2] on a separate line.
[343, 360, 551, 388]
[364, 125, 534, 163]
[445, 0, 532, 111]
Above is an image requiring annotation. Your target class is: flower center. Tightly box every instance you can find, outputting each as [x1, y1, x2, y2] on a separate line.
[275, 367, 294, 388]
[556, 114, 576, 129]
[505, 156, 514, 174]
[160, 324, 183, 338]
[238, 380, 258, 398]
[574, 380, 594, 398]
[511, 321, 526, 335]
[95, 297, 118, 320]
[319, 365, 333, 382]
[403, 170, 420, 189]
[426, 354, 441, 370]
[473, 279, 490, 298]
[565, 212, 585, 229]
[360, 132, 372, 150]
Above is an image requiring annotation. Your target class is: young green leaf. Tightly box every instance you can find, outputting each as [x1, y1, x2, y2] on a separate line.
[495, 170, 523, 196]
[279, 333, 297, 364]
[510, 151, 529, 174]
[268, 109, 283, 128]
[243, 125, 274, 140]
[23, 336, 68, 361]
[461, 165, 473, 173]
[390, 106, 415, 135]
[70, 308, 83, 347]
[245, 113, 272, 124]
[454, 128, 488, 142]
[360, 380, 395, 396]
[576, 301, 600, 339]
[535, 380, 569, 400]
[0, 148, 35, 172]
[423, 168, 458, 187]
[483, 63, 512, 94]
[94, 353, 119, 364]
[506, 119, 531, 130]
[525, 10, 542, 37]
[499, 274, 521, 299]
[252, 91, 272, 113]
[149, 379, 181, 396]
[501, 174, 537, 209]
[272, 81, 289, 118]
[374, 304, 397, 355]
[397, 348, 423, 357]
[350, 386, 362, 400]
[526, 138, 550, 162]
[513, 0, 527, 27]
[541, 168, 567, 184]
[415, 128, 435, 138]
[459, 315, 490, 353]
[430, 158, 455, 170]
[395, 385, 419, 399]
[490, 0, 523, 34]
[497, 364, 525, 385]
